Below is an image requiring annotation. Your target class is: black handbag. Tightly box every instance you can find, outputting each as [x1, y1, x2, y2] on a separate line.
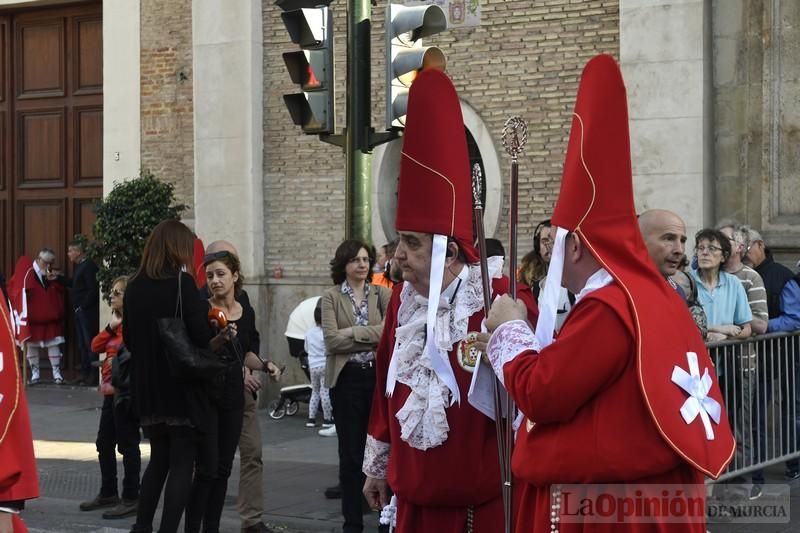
[157, 273, 225, 381]
[111, 344, 132, 408]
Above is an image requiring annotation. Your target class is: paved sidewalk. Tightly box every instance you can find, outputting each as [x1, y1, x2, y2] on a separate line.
[20, 383, 800, 532]
[24, 385, 379, 533]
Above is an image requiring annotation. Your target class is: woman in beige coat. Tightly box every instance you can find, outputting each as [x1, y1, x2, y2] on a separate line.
[320, 239, 391, 533]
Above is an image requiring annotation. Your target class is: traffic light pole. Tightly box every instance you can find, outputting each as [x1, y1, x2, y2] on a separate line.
[345, 0, 372, 242]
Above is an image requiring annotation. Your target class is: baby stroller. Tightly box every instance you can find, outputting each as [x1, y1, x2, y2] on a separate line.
[267, 296, 319, 420]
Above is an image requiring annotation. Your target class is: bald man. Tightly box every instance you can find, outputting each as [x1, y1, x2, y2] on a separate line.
[199, 241, 275, 533]
[638, 209, 688, 279]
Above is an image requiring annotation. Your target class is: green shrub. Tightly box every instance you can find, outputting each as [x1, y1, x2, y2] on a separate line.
[89, 170, 187, 301]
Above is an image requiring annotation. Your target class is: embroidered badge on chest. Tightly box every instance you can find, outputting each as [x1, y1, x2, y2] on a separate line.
[457, 334, 481, 372]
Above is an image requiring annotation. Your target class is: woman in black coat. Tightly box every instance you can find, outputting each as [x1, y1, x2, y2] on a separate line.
[124, 220, 225, 533]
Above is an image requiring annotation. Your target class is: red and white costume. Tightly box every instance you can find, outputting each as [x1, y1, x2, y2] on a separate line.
[362, 69, 538, 532]
[0, 298, 40, 531]
[486, 55, 735, 532]
[8, 256, 65, 383]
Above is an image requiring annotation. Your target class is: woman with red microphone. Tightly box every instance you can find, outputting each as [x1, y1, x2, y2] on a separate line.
[184, 250, 280, 533]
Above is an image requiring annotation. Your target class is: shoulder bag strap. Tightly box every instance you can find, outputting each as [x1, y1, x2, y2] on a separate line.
[174, 271, 184, 319]
[685, 271, 699, 302]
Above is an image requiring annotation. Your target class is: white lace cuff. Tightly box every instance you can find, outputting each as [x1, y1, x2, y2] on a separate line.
[362, 435, 390, 478]
[487, 320, 539, 385]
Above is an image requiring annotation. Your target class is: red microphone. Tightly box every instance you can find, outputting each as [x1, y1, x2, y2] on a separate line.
[208, 308, 228, 330]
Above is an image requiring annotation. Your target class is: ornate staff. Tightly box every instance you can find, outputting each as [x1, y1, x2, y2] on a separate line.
[471, 163, 493, 328]
[500, 115, 528, 533]
[502, 116, 527, 300]
[471, 163, 508, 487]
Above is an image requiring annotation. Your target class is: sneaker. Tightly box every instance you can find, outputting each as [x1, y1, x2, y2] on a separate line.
[101, 498, 138, 519]
[29, 367, 40, 385]
[54, 377, 64, 385]
[322, 419, 334, 428]
[748, 484, 762, 500]
[79, 494, 120, 511]
[306, 418, 316, 428]
[318, 425, 337, 437]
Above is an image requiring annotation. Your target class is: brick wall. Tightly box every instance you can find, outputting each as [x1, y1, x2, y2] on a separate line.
[140, 0, 195, 219]
[263, 0, 619, 278]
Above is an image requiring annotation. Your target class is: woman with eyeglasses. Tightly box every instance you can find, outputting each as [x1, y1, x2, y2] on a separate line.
[184, 249, 281, 533]
[78, 275, 142, 520]
[124, 220, 228, 533]
[519, 219, 573, 330]
[690, 228, 753, 343]
[321, 239, 391, 533]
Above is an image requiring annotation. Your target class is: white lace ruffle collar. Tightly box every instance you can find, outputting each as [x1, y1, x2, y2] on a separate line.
[388, 257, 503, 451]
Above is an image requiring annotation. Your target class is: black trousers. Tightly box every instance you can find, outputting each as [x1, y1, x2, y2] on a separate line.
[74, 308, 97, 379]
[132, 423, 200, 533]
[752, 345, 800, 483]
[96, 395, 141, 500]
[185, 402, 244, 533]
[333, 362, 375, 533]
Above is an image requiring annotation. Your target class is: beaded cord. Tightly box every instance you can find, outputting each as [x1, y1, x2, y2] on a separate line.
[550, 484, 562, 533]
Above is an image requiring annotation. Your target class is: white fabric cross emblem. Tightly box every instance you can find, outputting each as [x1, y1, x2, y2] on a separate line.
[671, 351, 721, 440]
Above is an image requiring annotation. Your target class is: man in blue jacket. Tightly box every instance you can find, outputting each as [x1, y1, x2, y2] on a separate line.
[744, 226, 800, 493]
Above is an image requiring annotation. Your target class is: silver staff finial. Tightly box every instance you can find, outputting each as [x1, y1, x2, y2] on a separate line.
[471, 163, 483, 209]
[501, 116, 528, 159]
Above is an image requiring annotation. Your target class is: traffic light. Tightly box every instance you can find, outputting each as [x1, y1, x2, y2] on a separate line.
[280, 6, 335, 134]
[385, 4, 447, 130]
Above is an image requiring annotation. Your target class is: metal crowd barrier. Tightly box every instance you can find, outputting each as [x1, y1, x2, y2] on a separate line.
[707, 331, 800, 482]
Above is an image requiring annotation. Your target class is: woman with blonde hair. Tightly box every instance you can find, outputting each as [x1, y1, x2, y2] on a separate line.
[79, 275, 141, 519]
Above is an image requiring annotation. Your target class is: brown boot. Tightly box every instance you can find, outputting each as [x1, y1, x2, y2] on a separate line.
[102, 498, 138, 519]
[79, 494, 119, 511]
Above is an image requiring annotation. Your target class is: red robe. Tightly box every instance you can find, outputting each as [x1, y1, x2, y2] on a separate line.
[505, 284, 706, 533]
[367, 277, 537, 533]
[8, 259, 64, 344]
[0, 301, 40, 530]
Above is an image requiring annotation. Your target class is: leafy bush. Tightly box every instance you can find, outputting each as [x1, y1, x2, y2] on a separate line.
[89, 170, 186, 301]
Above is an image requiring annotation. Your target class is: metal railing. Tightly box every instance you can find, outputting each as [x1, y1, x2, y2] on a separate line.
[708, 331, 800, 482]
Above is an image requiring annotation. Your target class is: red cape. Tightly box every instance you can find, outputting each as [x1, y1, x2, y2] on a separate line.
[0, 298, 39, 507]
[550, 55, 734, 478]
[7, 257, 32, 344]
[192, 238, 206, 289]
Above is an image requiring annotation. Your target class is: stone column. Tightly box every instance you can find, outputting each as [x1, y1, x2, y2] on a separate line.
[620, 0, 714, 240]
[103, 0, 141, 190]
[192, 0, 264, 279]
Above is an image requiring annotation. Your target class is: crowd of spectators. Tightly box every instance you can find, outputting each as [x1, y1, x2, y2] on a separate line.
[4, 210, 799, 531]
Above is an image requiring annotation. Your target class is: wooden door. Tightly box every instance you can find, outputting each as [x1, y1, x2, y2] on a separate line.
[1, 1, 103, 373]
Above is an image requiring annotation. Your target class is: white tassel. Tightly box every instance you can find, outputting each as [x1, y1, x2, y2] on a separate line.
[379, 495, 398, 531]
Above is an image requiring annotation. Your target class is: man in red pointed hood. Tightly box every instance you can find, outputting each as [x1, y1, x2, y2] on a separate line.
[361, 68, 537, 533]
[0, 294, 40, 531]
[484, 55, 735, 532]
